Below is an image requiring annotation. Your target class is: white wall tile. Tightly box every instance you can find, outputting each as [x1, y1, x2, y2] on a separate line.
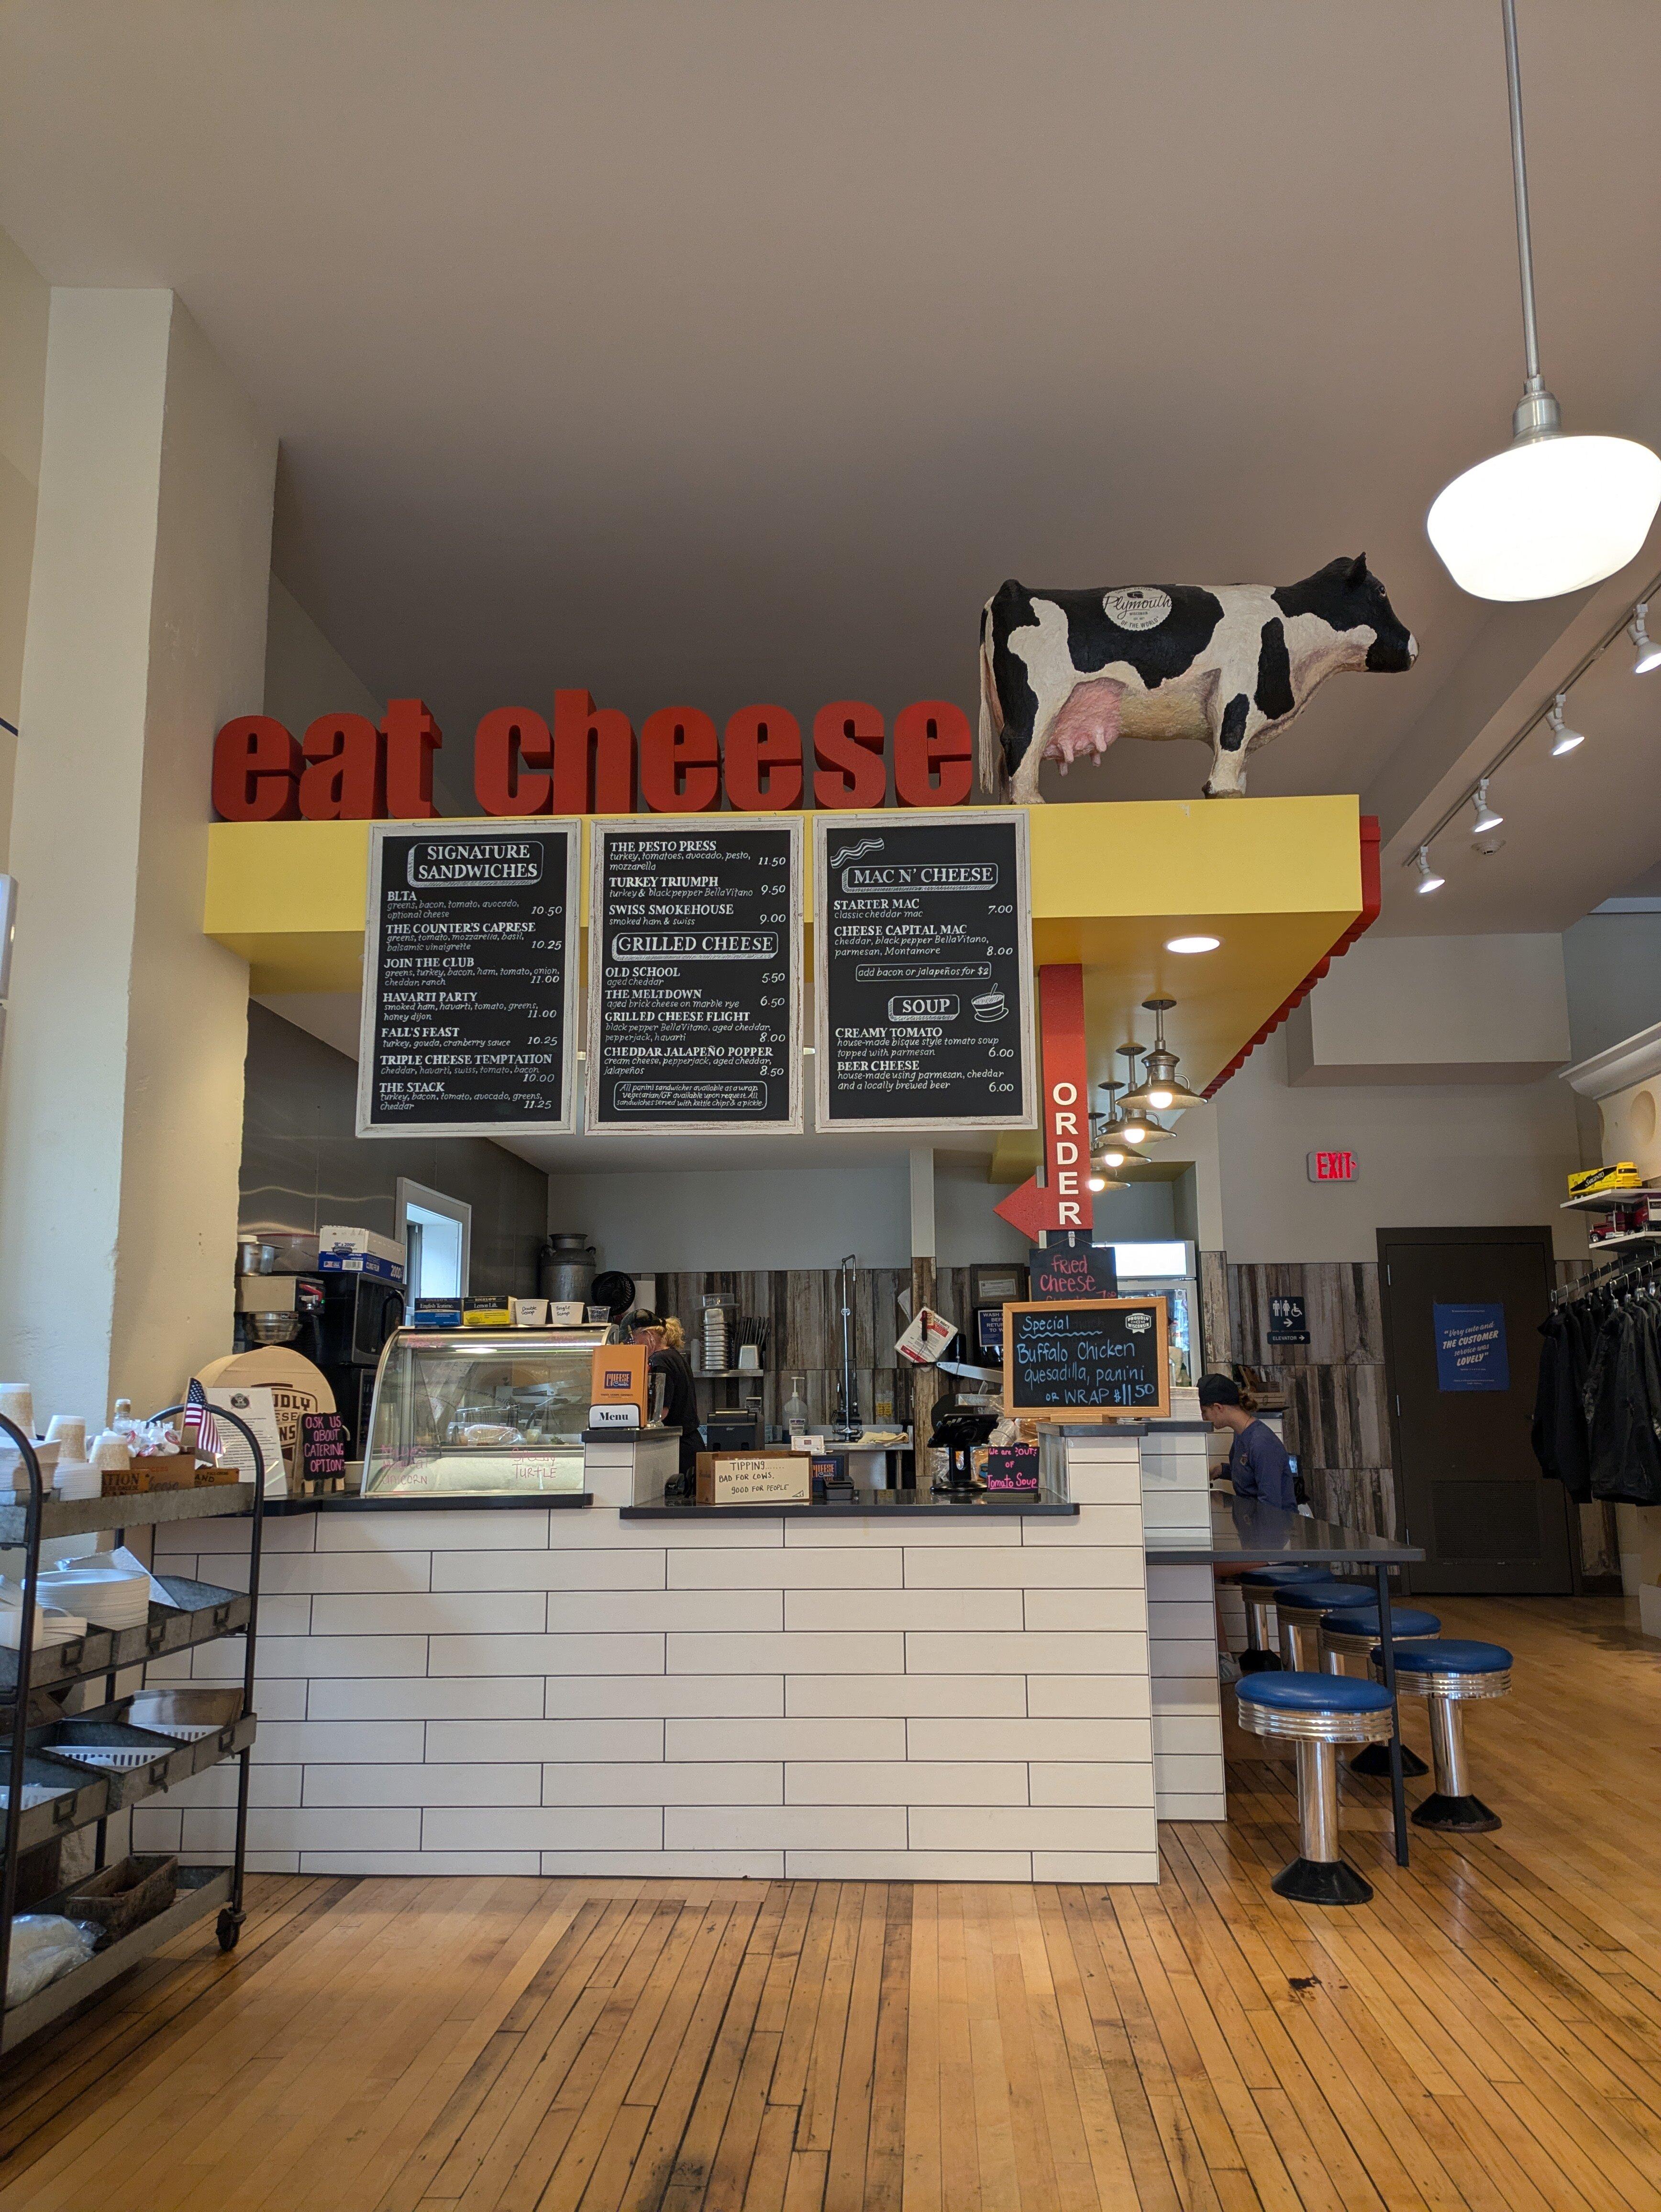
[434, 1550, 667, 1592]
[307, 1676, 543, 1722]
[908, 1806, 1157, 1853]
[785, 1851, 1033, 1880]
[784, 1589, 1023, 1633]
[255, 1720, 426, 1764]
[905, 1631, 1147, 1675]
[785, 1519, 1019, 1548]
[166, 1763, 302, 1809]
[904, 1548, 1143, 1590]
[664, 1805, 906, 1851]
[1152, 1714, 1224, 1755]
[1019, 1506, 1144, 1546]
[138, 1653, 193, 1684]
[1027, 1676, 1152, 1718]
[546, 1676, 783, 1720]
[1022, 1590, 1150, 1633]
[1145, 1601, 1216, 1640]
[1150, 1640, 1219, 1681]
[427, 1718, 664, 1764]
[310, 1591, 546, 1637]
[192, 1805, 422, 1851]
[1032, 1851, 1160, 1882]
[1064, 1467, 1144, 1506]
[254, 1595, 315, 1637]
[559, 1514, 781, 1550]
[180, 1517, 315, 1555]
[1157, 1794, 1227, 1821]
[1028, 1765, 1157, 1808]
[785, 1762, 1028, 1805]
[129, 1806, 182, 1852]
[262, 1551, 433, 1597]
[1146, 1563, 1216, 1601]
[668, 1549, 902, 1590]
[786, 1676, 1026, 1718]
[250, 1635, 428, 1679]
[666, 1718, 905, 1763]
[908, 1718, 1152, 1763]
[302, 1763, 542, 1807]
[542, 1763, 782, 1806]
[1152, 1754, 1227, 1795]
[315, 1510, 551, 1552]
[432, 1632, 663, 1675]
[667, 1632, 902, 1675]
[546, 1590, 782, 1634]
[301, 1850, 542, 1875]
[539, 1851, 784, 1878]
[248, 1680, 308, 1721]
[421, 1805, 662, 1851]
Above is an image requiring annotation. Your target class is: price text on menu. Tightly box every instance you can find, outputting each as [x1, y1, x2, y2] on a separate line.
[356, 824, 579, 1135]
[1002, 1299, 1171, 1422]
[587, 821, 802, 1131]
[814, 810, 1034, 1129]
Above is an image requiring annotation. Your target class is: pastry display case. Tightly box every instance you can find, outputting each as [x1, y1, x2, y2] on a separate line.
[360, 1324, 620, 1498]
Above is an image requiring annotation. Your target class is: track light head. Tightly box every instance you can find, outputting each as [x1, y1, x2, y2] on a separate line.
[1415, 845, 1445, 895]
[1547, 693, 1584, 755]
[1471, 777, 1504, 836]
[1631, 604, 1661, 675]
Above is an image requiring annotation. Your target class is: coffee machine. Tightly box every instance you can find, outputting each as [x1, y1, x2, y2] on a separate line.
[234, 1268, 404, 1457]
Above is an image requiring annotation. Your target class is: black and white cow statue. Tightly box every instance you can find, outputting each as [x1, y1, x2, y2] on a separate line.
[978, 554, 1416, 800]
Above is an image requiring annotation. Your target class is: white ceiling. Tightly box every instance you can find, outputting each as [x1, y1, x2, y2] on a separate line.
[3, 1, 1660, 926]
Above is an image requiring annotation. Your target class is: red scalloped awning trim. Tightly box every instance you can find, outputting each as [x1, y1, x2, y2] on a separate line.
[1199, 815, 1381, 1100]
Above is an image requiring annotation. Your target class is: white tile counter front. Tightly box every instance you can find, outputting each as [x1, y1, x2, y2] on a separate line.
[136, 1433, 1171, 1882]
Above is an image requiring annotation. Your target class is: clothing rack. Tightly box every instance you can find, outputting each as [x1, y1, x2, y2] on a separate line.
[1551, 1246, 1661, 1306]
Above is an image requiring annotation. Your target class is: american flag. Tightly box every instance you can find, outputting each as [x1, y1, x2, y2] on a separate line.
[184, 1377, 222, 1459]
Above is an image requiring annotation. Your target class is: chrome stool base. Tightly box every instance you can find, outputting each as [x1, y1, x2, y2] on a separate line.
[1272, 1855, 1373, 1907]
[1351, 1739, 1428, 1780]
[1412, 1790, 1501, 1834]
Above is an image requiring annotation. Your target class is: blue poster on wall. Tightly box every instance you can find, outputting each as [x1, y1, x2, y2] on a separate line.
[1433, 1302, 1509, 1392]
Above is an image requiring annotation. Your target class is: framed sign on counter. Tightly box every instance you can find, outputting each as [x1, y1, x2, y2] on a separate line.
[1003, 1298, 1170, 1422]
[813, 809, 1034, 1130]
[356, 821, 580, 1136]
[587, 818, 804, 1134]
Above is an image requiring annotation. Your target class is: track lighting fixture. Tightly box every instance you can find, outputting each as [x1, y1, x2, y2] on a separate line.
[1415, 846, 1445, 895]
[1470, 778, 1504, 836]
[1631, 605, 1661, 675]
[1546, 694, 1583, 755]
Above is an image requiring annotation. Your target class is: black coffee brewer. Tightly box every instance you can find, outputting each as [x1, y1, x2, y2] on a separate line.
[929, 1396, 1001, 1499]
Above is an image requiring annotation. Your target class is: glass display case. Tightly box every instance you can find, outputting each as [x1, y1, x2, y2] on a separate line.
[361, 1325, 620, 1498]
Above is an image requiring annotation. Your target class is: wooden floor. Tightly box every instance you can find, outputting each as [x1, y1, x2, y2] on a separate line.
[0, 1593, 1658, 2211]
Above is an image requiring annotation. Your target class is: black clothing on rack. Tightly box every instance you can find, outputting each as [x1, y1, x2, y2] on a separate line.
[1534, 1263, 1661, 1506]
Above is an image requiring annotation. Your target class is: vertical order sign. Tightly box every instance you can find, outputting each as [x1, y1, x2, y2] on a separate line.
[814, 809, 1034, 1129]
[356, 821, 580, 1135]
[587, 819, 804, 1134]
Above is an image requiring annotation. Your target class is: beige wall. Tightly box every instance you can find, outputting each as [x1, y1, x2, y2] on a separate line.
[0, 289, 275, 1422]
[0, 225, 50, 864]
[1285, 932, 1571, 1084]
[264, 571, 380, 733]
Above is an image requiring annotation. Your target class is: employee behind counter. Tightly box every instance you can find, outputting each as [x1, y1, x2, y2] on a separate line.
[1197, 1371, 1298, 1510]
[629, 1310, 703, 1491]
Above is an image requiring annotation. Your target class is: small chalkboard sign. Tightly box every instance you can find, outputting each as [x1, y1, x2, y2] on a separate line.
[299, 1411, 350, 1493]
[1003, 1298, 1170, 1422]
[982, 1444, 1041, 1492]
[1031, 1234, 1118, 1302]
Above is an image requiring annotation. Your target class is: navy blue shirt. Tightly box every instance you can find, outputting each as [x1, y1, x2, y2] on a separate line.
[1227, 1418, 1297, 1509]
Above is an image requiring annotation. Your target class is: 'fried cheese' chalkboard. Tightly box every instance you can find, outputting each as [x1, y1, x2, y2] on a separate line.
[587, 819, 803, 1133]
[813, 810, 1034, 1130]
[1003, 1299, 1170, 1421]
[357, 823, 580, 1136]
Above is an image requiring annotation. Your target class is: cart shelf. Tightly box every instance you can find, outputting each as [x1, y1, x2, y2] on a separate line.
[0, 1867, 232, 2053]
[0, 1575, 250, 1707]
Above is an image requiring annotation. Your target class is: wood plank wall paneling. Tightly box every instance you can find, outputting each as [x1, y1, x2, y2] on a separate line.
[1227, 1260, 1397, 1540]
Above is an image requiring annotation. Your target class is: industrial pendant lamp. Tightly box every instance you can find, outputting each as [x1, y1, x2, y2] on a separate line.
[1091, 1087, 1130, 1171]
[1425, 0, 1661, 600]
[1114, 1047, 1168, 1146]
[1118, 999, 1207, 1113]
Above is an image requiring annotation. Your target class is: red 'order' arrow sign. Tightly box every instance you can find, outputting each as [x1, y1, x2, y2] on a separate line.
[995, 964, 1093, 1239]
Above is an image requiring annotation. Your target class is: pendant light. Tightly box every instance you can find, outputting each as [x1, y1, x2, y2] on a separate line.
[1114, 1047, 1168, 1145]
[1425, 0, 1661, 600]
[1091, 1089, 1129, 1171]
[1118, 999, 1207, 1113]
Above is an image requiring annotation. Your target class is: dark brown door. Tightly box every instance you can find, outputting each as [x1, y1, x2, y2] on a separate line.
[1378, 1226, 1573, 1595]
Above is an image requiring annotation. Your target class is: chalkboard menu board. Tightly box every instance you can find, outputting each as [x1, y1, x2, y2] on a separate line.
[357, 823, 579, 1136]
[1003, 1298, 1170, 1421]
[1031, 1234, 1119, 1302]
[813, 810, 1034, 1130]
[587, 820, 803, 1133]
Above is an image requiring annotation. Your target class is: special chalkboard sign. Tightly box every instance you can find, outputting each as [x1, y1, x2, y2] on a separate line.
[587, 819, 803, 1133]
[1031, 1234, 1119, 1303]
[1003, 1298, 1170, 1422]
[357, 822, 580, 1136]
[813, 810, 1034, 1130]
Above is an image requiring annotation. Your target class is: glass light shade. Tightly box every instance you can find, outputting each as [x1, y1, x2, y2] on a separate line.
[1428, 434, 1661, 601]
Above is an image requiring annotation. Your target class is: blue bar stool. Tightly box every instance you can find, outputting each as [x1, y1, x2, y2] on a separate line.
[1273, 1579, 1375, 1671]
[1235, 1672, 1395, 1904]
[1381, 1639, 1513, 1833]
[1236, 1564, 1328, 1672]
[1320, 1603, 1440, 1778]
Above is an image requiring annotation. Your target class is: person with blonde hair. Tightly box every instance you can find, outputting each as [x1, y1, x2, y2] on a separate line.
[630, 1310, 701, 1492]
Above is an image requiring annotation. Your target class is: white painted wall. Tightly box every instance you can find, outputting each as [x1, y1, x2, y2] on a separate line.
[0, 224, 50, 859]
[264, 572, 380, 732]
[1214, 1032, 1585, 1263]
[0, 290, 275, 1420]
[1285, 933, 1571, 1084]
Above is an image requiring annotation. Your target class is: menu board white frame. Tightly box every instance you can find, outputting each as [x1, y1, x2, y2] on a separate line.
[585, 816, 805, 1137]
[812, 807, 1036, 1133]
[356, 819, 582, 1138]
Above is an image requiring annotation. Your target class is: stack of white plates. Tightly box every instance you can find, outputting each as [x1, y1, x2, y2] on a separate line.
[0, 1441, 59, 1494]
[36, 1560, 150, 1631]
[0, 1589, 88, 1648]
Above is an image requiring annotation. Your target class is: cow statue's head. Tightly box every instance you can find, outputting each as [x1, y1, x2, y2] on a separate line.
[978, 553, 1417, 801]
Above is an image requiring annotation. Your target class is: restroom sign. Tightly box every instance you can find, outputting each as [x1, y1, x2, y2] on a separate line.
[1307, 1150, 1359, 1183]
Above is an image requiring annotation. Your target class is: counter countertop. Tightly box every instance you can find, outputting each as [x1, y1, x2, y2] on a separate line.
[620, 1489, 1078, 1521]
[263, 1491, 592, 1515]
[1144, 1493, 1424, 1564]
